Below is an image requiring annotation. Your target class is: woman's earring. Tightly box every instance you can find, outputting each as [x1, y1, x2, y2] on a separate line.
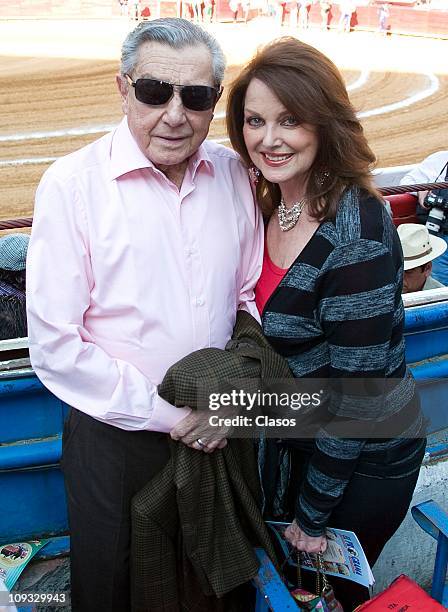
[316, 170, 330, 186]
[249, 166, 261, 184]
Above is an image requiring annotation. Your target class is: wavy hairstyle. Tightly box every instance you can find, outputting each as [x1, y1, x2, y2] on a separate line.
[120, 18, 226, 88]
[226, 37, 380, 220]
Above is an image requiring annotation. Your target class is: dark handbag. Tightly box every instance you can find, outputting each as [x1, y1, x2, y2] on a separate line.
[291, 552, 344, 611]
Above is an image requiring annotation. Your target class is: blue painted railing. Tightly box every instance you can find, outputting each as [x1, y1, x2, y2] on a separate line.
[404, 301, 448, 364]
[412, 500, 448, 606]
[252, 549, 297, 611]
[0, 298, 447, 547]
[0, 372, 68, 541]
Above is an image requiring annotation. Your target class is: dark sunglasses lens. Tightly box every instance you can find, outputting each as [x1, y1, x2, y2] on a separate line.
[181, 86, 217, 111]
[134, 79, 173, 105]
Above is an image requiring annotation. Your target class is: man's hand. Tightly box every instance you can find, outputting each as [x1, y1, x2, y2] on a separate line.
[418, 190, 429, 207]
[284, 520, 327, 554]
[170, 411, 230, 453]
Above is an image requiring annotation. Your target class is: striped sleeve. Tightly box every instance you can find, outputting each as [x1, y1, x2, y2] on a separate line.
[295, 238, 399, 536]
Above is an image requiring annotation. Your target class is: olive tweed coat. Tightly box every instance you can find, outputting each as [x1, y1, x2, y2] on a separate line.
[130, 310, 292, 612]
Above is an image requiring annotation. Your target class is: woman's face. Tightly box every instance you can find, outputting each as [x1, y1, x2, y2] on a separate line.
[243, 78, 319, 202]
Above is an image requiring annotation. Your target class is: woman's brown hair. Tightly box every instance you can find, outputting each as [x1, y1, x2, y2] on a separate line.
[226, 37, 380, 220]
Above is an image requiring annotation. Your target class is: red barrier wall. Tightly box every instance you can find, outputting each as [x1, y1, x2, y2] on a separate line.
[306, 3, 448, 37]
[0, 0, 120, 18]
[1, 0, 447, 39]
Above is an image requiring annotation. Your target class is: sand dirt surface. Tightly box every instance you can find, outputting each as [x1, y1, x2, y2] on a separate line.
[0, 19, 447, 220]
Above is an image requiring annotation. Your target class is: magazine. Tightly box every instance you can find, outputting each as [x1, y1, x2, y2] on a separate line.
[0, 539, 49, 591]
[266, 521, 375, 588]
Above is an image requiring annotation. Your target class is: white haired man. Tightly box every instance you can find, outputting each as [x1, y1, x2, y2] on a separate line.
[26, 18, 262, 611]
[397, 223, 447, 293]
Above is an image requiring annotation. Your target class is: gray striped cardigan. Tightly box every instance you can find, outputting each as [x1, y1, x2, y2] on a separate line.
[261, 188, 425, 536]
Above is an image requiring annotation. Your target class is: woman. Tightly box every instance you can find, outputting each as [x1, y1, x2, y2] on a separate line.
[227, 38, 425, 609]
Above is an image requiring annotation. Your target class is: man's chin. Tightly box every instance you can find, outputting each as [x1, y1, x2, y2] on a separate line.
[152, 155, 188, 167]
[151, 155, 190, 176]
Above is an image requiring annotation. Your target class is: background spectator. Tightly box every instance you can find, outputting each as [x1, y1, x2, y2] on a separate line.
[0, 233, 29, 340]
[242, 0, 251, 22]
[298, 0, 311, 28]
[229, 0, 251, 22]
[320, 0, 331, 29]
[191, 0, 203, 22]
[273, 0, 286, 25]
[398, 224, 447, 293]
[128, 0, 141, 20]
[118, 0, 128, 17]
[203, 0, 214, 21]
[229, 0, 240, 21]
[338, 0, 355, 32]
[400, 150, 448, 284]
[378, 2, 389, 34]
[288, 0, 298, 27]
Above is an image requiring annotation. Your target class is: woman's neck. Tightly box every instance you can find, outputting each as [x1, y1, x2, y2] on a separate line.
[279, 180, 307, 208]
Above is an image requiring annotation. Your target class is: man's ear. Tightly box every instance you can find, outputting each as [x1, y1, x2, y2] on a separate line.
[116, 74, 129, 114]
[423, 261, 432, 278]
[212, 86, 223, 113]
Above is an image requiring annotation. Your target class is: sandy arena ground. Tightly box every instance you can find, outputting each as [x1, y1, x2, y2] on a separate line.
[0, 17, 447, 221]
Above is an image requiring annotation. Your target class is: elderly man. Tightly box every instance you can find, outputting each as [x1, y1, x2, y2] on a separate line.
[26, 18, 262, 611]
[397, 223, 447, 293]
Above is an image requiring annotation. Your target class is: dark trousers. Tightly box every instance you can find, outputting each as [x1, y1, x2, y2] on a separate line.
[61, 409, 171, 612]
[288, 447, 425, 611]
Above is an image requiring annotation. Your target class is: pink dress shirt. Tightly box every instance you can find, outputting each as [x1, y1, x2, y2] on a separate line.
[27, 118, 263, 432]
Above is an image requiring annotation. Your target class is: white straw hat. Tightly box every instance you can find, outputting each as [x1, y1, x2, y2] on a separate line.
[397, 223, 447, 271]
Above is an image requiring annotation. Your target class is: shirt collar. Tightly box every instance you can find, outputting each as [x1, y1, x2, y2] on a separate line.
[109, 118, 154, 180]
[109, 117, 215, 181]
[189, 142, 215, 180]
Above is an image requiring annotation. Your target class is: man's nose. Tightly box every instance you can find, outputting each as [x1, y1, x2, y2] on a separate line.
[162, 91, 187, 126]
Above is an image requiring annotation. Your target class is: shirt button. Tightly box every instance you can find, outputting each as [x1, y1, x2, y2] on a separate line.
[196, 297, 204, 306]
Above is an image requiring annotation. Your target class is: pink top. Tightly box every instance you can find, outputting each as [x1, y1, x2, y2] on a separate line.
[255, 242, 288, 315]
[27, 118, 263, 432]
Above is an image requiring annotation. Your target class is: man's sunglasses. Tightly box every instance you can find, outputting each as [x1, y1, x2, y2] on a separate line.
[125, 74, 222, 111]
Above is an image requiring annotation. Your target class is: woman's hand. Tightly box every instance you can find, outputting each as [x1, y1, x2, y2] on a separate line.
[284, 520, 328, 554]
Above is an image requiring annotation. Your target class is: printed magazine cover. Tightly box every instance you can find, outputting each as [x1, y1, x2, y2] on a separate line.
[0, 540, 49, 591]
[267, 521, 375, 588]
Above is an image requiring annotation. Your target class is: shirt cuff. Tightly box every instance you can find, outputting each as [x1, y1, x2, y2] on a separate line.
[147, 394, 191, 433]
[239, 300, 261, 323]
